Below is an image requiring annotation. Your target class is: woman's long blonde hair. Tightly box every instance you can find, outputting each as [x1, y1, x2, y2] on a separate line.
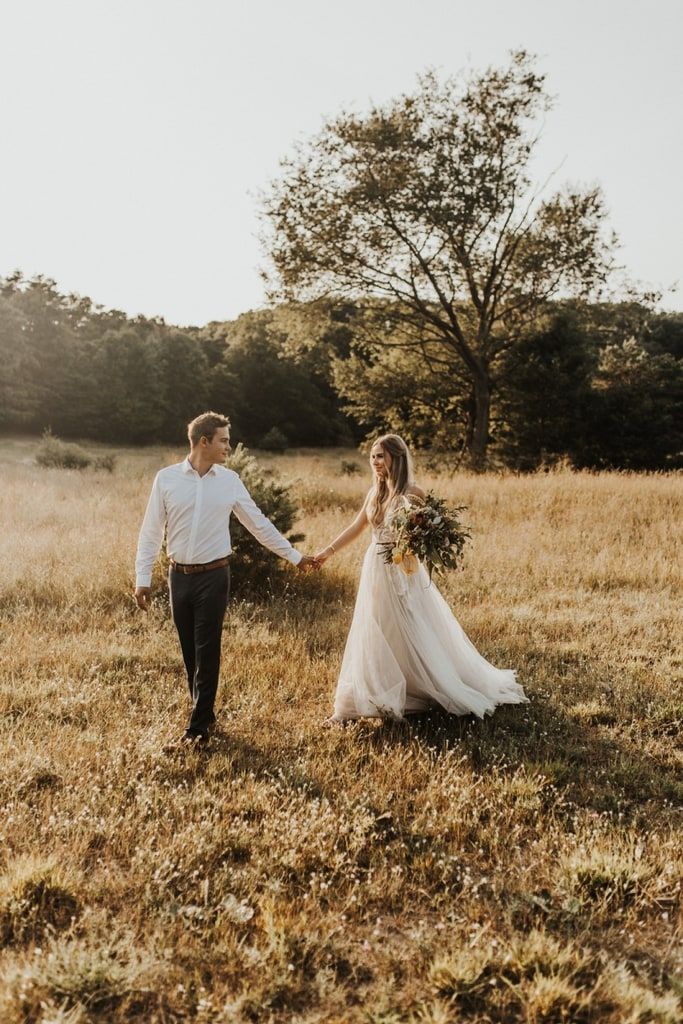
[368, 434, 414, 526]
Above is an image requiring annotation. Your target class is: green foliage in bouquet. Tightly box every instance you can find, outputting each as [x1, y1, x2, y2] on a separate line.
[227, 443, 304, 596]
[379, 492, 470, 580]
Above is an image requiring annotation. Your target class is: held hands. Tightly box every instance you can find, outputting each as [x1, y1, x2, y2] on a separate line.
[297, 554, 322, 572]
[298, 547, 336, 570]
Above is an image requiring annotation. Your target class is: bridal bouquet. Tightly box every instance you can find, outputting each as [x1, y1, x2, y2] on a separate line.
[379, 492, 471, 580]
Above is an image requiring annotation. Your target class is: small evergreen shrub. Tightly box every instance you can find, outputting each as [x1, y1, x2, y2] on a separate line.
[227, 443, 304, 595]
[259, 426, 289, 453]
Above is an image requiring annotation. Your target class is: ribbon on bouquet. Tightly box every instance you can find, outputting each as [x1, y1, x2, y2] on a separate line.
[392, 551, 419, 576]
[390, 550, 418, 597]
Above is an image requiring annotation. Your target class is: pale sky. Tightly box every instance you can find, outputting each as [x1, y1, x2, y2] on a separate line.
[1, 0, 681, 325]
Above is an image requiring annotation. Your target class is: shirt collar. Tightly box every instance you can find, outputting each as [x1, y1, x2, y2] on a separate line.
[182, 457, 217, 477]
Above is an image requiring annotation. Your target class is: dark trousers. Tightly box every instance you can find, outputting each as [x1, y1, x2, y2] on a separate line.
[169, 564, 230, 735]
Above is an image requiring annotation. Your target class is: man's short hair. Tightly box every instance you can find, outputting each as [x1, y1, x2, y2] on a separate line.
[187, 411, 231, 447]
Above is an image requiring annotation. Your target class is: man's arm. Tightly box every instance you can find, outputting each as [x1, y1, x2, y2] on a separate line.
[232, 479, 308, 567]
[134, 473, 166, 609]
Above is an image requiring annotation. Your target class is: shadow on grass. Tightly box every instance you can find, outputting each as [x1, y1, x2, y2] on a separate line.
[156, 727, 330, 803]
[351, 683, 682, 822]
[156, 576, 681, 828]
[162, 676, 681, 828]
[219, 583, 682, 823]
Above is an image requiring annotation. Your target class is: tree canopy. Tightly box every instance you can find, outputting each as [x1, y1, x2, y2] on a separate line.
[0, 273, 680, 470]
[262, 51, 617, 467]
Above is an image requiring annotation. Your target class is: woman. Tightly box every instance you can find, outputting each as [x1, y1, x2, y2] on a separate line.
[315, 434, 529, 724]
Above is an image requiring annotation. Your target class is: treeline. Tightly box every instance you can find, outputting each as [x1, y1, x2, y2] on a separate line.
[0, 272, 681, 469]
[0, 274, 354, 448]
[332, 301, 683, 471]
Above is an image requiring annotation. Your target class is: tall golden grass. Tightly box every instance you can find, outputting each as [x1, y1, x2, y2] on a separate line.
[0, 437, 680, 1022]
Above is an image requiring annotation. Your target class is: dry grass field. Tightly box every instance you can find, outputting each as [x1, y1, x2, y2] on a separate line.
[0, 436, 681, 1023]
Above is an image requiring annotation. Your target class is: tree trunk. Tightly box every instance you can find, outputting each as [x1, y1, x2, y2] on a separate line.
[464, 385, 476, 453]
[470, 371, 491, 471]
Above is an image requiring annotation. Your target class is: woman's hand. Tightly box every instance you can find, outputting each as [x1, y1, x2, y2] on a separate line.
[314, 546, 335, 565]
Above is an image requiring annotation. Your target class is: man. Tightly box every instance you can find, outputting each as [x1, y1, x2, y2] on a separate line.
[134, 411, 317, 747]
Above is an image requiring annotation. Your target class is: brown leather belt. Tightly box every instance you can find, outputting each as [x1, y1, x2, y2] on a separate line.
[169, 556, 230, 575]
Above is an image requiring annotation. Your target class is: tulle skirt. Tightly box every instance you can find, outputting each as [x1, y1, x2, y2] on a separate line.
[333, 539, 529, 721]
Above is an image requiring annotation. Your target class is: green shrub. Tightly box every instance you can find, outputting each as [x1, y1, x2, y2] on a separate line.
[36, 431, 91, 470]
[92, 453, 116, 473]
[227, 443, 304, 595]
[259, 426, 289, 453]
[340, 459, 362, 475]
[34, 431, 116, 472]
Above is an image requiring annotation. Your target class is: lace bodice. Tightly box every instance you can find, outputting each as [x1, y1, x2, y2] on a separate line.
[370, 518, 393, 541]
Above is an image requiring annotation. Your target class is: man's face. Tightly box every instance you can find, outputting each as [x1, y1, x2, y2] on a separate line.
[203, 427, 232, 464]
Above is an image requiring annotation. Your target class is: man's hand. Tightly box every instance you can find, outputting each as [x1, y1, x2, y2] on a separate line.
[297, 554, 320, 572]
[134, 586, 152, 611]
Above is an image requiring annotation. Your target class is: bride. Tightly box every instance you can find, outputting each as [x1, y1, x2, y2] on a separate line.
[315, 434, 529, 724]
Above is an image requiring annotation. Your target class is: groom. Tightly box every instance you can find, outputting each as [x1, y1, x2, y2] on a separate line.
[134, 411, 318, 747]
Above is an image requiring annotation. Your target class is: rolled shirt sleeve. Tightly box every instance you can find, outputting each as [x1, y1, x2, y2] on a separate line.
[135, 473, 166, 587]
[232, 479, 302, 565]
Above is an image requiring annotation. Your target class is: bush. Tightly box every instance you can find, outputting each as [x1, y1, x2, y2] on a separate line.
[259, 426, 289, 452]
[340, 458, 362, 475]
[92, 453, 116, 473]
[227, 443, 304, 595]
[35, 431, 116, 472]
[36, 430, 91, 469]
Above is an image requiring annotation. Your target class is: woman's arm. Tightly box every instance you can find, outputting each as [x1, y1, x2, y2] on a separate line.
[314, 490, 372, 564]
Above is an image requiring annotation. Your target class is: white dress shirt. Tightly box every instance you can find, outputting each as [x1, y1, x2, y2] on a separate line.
[135, 457, 302, 587]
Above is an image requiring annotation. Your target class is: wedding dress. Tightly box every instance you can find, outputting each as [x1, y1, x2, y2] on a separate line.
[332, 518, 529, 721]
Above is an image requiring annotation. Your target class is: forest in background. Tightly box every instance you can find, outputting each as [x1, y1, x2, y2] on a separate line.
[0, 271, 681, 471]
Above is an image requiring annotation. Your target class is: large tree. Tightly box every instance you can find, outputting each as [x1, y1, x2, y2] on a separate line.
[262, 51, 616, 467]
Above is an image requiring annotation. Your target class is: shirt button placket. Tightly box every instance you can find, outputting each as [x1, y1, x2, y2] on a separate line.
[187, 473, 203, 563]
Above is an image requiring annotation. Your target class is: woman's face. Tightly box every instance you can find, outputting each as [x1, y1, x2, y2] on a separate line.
[370, 443, 392, 478]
